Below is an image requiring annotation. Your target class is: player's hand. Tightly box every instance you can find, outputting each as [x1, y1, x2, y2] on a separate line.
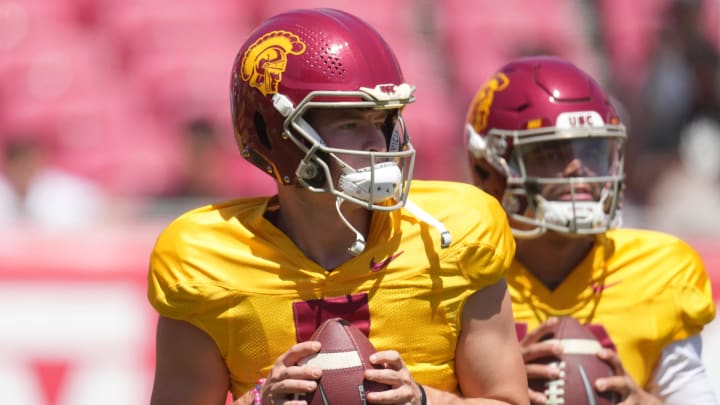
[364, 350, 424, 405]
[595, 348, 664, 405]
[260, 341, 323, 404]
[520, 317, 564, 404]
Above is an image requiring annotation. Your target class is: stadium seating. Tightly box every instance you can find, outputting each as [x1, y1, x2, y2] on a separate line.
[436, 0, 601, 102]
[1, 3, 720, 405]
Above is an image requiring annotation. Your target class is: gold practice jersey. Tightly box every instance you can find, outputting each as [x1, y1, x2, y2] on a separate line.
[148, 180, 515, 397]
[509, 228, 716, 387]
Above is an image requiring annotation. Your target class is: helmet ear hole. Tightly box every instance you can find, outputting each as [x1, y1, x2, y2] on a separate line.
[298, 150, 329, 188]
[254, 112, 271, 149]
[298, 161, 326, 188]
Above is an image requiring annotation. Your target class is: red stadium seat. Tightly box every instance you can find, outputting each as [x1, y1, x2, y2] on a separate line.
[597, 0, 720, 92]
[595, 0, 671, 92]
[98, 0, 254, 65]
[436, 0, 600, 102]
[0, 25, 190, 196]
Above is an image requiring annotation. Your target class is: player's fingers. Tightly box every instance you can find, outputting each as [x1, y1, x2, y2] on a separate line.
[263, 377, 318, 401]
[364, 366, 404, 387]
[282, 400, 311, 405]
[369, 350, 404, 370]
[275, 396, 318, 405]
[263, 341, 323, 401]
[595, 375, 632, 400]
[596, 348, 624, 375]
[525, 363, 561, 380]
[280, 363, 322, 381]
[528, 388, 548, 405]
[364, 381, 415, 404]
[265, 364, 321, 398]
[268, 376, 318, 394]
[278, 341, 322, 367]
[366, 351, 414, 390]
[522, 317, 559, 345]
[522, 341, 563, 363]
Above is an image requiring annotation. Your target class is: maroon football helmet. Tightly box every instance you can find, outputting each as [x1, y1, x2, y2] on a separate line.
[465, 56, 627, 236]
[230, 8, 416, 212]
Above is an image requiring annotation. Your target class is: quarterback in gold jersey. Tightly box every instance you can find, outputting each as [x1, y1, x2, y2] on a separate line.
[148, 9, 528, 405]
[465, 56, 716, 404]
[149, 180, 515, 398]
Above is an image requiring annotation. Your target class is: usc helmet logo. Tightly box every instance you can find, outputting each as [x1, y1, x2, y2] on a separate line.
[241, 30, 306, 96]
[468, 72, 509, 132]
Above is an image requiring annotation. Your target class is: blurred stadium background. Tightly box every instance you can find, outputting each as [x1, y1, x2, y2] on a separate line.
[0, 0, 718, 403]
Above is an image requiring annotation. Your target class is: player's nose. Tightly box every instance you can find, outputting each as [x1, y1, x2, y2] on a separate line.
[362, 126, 387, 152]
[563, 158, 590, 177]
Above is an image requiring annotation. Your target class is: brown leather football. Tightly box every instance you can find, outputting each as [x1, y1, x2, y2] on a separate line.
[298, 318, 390, 405]
[528, 316, 619, 405]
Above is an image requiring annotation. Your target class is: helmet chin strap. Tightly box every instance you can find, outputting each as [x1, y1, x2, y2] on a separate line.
[335, 197, 453, 256]
[335, 198, 367, 256]
[404, 200, 452, 248]
[335, 163, 452, 256]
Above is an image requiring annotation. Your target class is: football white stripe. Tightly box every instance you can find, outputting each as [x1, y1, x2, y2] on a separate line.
[301, 351, 363, 370]
[545, 338, 602, 355]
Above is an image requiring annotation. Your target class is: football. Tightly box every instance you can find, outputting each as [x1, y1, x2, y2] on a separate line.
[298, 318, 390, 405]
[528, 316, 619, 405]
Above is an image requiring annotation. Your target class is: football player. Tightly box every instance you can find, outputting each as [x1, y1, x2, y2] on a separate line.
[465, 55, 717, 404]
[148, 8, 528, 405]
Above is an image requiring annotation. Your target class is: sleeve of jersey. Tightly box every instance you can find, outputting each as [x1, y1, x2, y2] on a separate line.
[455, 187, 516, 289]
[669, 240, 716, 340]
[147, 220, 220, 322]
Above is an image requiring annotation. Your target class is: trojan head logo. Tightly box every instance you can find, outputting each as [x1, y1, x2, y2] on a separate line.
[468, 72, 509, 133]
[241, 30, 306, 96]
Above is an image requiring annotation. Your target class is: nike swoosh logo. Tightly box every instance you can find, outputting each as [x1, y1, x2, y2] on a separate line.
[578, 364, 597, 405]
[369, 251, 404, 272]
[591, 281, 621, 294]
